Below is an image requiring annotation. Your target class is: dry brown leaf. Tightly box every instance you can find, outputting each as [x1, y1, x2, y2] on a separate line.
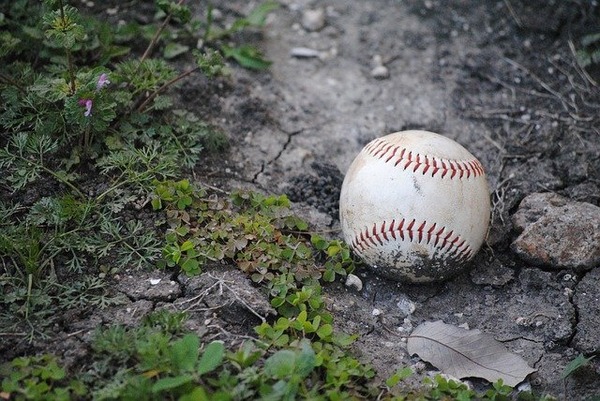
[407, 320, 536, 387]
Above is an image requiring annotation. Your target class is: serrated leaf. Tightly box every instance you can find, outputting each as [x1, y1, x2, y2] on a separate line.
[407, 320, 536, 387]
[170, 334, 199, 372]
[197, 341, 225, 375]
[264, 349, 296, 378]
[295, 339, 316, 378]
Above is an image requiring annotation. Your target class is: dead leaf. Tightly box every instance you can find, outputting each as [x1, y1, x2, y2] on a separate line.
[407, 320, 536, 387]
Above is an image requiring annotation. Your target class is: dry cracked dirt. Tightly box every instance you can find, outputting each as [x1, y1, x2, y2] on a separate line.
[5, 0, 600, 399]
[191, 1, 600, 397]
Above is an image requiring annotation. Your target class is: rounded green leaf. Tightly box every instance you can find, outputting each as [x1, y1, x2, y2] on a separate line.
[264, 350, 296, 379]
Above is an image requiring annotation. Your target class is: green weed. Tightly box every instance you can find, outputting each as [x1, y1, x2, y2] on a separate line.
[0, 0, 276, 340]
[0, 354, 87, 401]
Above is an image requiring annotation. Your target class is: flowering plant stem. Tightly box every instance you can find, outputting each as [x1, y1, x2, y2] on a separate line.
[139, 0, 186, 65]
[58, 0, 77, 94]
[136, 67, 198, 113]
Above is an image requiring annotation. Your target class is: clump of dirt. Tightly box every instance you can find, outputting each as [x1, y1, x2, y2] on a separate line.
[286, 162, 344, 221]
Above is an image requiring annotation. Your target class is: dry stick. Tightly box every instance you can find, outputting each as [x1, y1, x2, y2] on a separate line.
[491, 174, 514, 225]
[180, 281, 223, 312]
[551, 58, 589, 95]
[208, 273, 268, 323]
[550, 48, 600, 115]
[129, 0, 187, 113]
[480, 131, 505, 154]
[205, 324, 269, 346]
[136, 67, 199, 113]
[503, 0, 523, 28]
[568, 39, 598, 87]
[182, 275, 268, 324]
[503, 57, 577, 113]
[197, 180, 230, 195]
[483, 73, 517, 100]
[139, 0, 186, 65]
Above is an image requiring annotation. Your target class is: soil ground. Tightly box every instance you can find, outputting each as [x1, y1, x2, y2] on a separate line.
[194, 1, 600, 397]
[2, 0, 600, 399]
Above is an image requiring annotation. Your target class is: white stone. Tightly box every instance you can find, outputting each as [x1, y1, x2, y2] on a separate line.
[301, 8, 326, 31]
[345, 273, 363, 291]
[370, 65, 389, 79]
[290, 47, 322, 59]
[396, 295, 416, 316]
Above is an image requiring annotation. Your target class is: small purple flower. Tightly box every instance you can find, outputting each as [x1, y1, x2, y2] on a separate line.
[96, 73, 110, 90]
[78, 98, 93, 117]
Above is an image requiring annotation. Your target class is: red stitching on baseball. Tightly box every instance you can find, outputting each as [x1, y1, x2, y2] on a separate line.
[364, 137, 484, 179]
[352, 218, 474, 261]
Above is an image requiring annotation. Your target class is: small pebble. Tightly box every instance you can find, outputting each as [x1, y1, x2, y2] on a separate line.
[372, 308, 382, 317]
[210, 8, 223, 21]
[396, 295, 416, 316]
[302, 8, 326, 31]
[517, 382, 532, 392]
[345, 273, 363, 291]
[149, 278, 161, 285]
[373, 54, 384, 65]
[371, 65, 389, 79]
[290, 47, 322, 59]
[413, 361, 426, 373]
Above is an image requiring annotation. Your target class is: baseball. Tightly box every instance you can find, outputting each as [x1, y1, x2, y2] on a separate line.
[339, 130, 490, 283]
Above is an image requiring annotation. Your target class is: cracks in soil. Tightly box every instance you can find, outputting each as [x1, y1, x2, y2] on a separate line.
[251, 126, 304, 183]
[564, 269, 586, 347]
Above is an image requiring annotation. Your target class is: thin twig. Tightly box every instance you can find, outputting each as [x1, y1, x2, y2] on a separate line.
[208, 273, 268, 323]
[139, 0, 186, 64]
[503, 0, 523, 28]
[568, 38, 598, 87]
[136, 67, 199, 113]
[205, 324, 269, 346]
[503, 57, 577, 112]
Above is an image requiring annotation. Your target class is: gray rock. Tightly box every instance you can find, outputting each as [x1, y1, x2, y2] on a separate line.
[572, 268, 600, 353]
[511, 192, 600, 270]
[345, 273, 363, 291]
[370, 65, 390, 79]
